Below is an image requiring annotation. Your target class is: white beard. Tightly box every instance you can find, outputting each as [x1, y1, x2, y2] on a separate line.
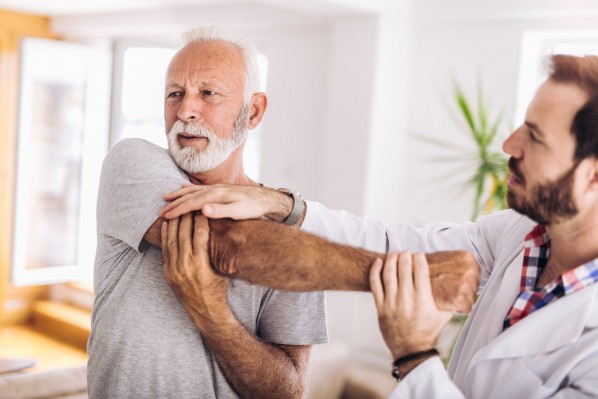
[167, 106, 249, 174]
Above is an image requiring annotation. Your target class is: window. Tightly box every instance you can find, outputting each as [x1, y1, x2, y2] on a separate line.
[119, 47, 176, 148]
[12, 38, 110, 286]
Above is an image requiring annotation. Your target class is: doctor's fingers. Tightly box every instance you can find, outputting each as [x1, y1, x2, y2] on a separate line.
[382, 252, 400, 304]
[397, 251, 415, 300]
[412, 252, 433, 298]
[369, 258, 385, 310]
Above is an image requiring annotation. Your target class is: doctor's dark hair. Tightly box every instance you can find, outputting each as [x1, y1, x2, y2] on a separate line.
[572, 96, 598, 161]
[548, 54, 598, 161]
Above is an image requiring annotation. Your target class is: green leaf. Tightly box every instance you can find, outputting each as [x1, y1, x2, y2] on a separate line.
[414, 75, 510, 220]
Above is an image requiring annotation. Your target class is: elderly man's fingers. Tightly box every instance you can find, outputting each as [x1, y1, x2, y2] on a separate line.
[166, 217, 180, 273]
[163, 185, 207, 201]
[161, 193, 204, 218]
[178, 212, 193, 254]
[161, 186, 214, 218]
[193, 212, 210, 254]
[161, 222, 170, 274]
[201, 203, 236, 219]
[369, 258, 385, 310]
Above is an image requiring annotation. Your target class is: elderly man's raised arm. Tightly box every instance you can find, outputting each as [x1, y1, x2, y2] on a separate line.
[207, 218, 479, 313]
[162, 212, 479, 313]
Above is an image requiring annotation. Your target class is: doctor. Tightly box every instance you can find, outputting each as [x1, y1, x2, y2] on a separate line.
[161, 54, 598, 398]
[367, 54, 598, 397]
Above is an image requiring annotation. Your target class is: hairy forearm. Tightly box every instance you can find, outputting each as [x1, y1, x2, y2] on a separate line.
[188, 308, 307, 399]
[208, 218, 479, 312]
[209, 218, 374, 291]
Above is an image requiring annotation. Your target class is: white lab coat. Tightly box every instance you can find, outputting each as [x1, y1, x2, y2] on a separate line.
[302, 202, 598, 398]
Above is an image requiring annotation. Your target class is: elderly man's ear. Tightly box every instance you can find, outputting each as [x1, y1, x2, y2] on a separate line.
[248, 92, 268, 129]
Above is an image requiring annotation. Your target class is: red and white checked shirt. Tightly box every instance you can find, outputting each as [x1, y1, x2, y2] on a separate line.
[503, 224, 598, 329]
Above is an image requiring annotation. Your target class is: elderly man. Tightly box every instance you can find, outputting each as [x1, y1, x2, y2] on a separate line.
[162, 54, 598, 398]
[87, 27, 327, 399]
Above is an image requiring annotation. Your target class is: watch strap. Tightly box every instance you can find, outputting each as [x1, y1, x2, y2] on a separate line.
[278, 188, 304, 226]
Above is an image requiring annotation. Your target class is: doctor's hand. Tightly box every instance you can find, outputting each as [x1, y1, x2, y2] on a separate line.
[161, 212, 231, 333]
[370, 251, 453, 361]
[160, 184, 294, 223]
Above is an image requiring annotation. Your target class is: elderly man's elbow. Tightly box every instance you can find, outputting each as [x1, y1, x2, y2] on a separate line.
[452, 250, 480, 277]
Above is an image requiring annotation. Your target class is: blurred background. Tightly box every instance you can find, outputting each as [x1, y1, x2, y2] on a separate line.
[0, 0, 597, 398]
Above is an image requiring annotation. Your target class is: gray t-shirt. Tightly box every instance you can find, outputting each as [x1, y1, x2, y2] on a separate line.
[87, 139, 328, 399]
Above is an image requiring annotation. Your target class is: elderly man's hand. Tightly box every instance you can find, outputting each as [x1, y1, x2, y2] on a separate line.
[426, 251, 479, 314]
[161, 212, 230, 332]
[160, 184, 293, 223]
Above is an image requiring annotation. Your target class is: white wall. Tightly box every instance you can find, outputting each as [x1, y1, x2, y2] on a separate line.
[246, 26, 332, 197]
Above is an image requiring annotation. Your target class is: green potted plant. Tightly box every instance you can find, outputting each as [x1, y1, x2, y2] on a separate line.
[416, 80, 510, 220]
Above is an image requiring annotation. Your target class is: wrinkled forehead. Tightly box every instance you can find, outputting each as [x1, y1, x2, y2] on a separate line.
[167, 42, 245, 76]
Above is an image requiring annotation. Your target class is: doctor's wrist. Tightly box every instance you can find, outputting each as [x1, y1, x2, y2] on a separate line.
[391, 348, 439, 381]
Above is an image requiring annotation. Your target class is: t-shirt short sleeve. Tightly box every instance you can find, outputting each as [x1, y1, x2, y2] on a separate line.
[257, 289, 328, 345]
[96, 139, 189, 252]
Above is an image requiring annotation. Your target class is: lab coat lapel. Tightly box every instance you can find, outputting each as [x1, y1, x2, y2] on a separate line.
[471, 284, 598, 365]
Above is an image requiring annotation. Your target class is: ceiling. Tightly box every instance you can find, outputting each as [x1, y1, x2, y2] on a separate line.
[0, 0, 219, 16]
[1, 0, 598, 20]
[0, 0, 381, 17]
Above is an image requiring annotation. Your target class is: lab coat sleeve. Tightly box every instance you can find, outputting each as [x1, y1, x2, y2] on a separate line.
[302, 201, 390, 252]
[301, 201, 479, 254]
[389, 357, 464, 399]
[302, 201, 532, 289]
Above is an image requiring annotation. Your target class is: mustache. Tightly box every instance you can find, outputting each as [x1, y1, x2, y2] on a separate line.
[169, 120, 214, 137]
[508, 157, 525, 184]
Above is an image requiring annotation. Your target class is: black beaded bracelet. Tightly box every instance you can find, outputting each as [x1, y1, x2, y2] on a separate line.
[391, 348, 439, 381]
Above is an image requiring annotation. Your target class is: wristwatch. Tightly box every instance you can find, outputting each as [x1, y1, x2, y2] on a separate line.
[277, 188, 304, 226]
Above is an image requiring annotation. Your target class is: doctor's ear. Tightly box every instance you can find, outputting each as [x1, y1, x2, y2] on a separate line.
[586, 158, 598, 189]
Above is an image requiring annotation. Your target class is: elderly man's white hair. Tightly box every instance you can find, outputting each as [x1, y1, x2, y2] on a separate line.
[182, 26, 260, 103]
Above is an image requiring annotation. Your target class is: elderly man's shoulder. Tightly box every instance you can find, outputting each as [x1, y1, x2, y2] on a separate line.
[109, 138, 168, 158]
[102, 138, 174, 174]
[105, 138, 171, 164]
